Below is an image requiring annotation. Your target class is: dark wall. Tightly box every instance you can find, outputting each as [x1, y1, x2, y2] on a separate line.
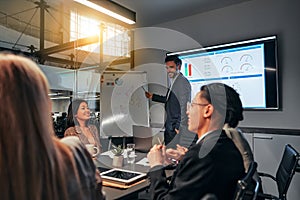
[153, 0, 300, 129]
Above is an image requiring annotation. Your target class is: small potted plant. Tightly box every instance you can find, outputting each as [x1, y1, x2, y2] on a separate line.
[111, 145, 124, 167]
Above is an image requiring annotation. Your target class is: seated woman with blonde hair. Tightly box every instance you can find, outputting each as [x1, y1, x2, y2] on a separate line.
[0, 53, 104, 200]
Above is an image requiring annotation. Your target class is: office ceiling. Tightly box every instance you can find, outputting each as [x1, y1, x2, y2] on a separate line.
[114, 0, 252, 27]
[0, 0, 252, 68]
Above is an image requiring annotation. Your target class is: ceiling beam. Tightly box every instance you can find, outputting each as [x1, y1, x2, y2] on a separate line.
[44, 55, 88, 68]
[37, 35, 99, 56]
[109, 57, 131, 66]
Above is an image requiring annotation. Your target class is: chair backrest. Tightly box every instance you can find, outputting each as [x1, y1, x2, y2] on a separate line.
[234, 161, 260, 200]
[276, 144, 300, 199]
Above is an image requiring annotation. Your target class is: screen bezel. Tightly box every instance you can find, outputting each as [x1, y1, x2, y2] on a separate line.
[167, 35, 279, 110]
[100, 168, 146, 184]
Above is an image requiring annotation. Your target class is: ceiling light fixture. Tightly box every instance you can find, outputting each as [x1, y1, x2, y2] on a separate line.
[50, 96, 71, 100]
[74, 0, 136, 25]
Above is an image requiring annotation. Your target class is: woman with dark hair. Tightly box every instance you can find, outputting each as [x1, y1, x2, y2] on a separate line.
[147, 83, 245, 200]
[0, 53, 104, 200]
[64, 99, 102, 154]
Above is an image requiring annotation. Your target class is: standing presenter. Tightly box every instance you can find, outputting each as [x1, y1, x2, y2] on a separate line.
[145, 55, 196, 147]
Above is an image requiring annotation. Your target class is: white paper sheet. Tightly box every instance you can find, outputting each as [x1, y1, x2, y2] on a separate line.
[135, 157, 150, 166]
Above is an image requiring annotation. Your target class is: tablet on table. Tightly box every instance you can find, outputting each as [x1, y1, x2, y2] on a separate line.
[100, 168, 147, 188]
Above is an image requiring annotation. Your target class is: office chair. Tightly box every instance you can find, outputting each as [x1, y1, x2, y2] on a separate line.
[257, 144, 300, 200]
[234, 161, 260, 200]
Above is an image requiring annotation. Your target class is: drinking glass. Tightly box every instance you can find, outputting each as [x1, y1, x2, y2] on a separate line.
[126, 143, 135, 164]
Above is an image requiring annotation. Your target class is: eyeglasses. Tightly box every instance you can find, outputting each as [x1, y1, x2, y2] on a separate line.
[187, 101, 209, 111]
[165, 65, 176, 70]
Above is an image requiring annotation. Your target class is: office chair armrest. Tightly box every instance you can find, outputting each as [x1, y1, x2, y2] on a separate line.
[257, 193, 280, 200]
[256, 174, 279, 200]
[258, 172, 276, 181]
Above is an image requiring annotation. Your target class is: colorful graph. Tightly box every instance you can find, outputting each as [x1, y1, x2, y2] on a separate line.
[184, 63, 192, 76]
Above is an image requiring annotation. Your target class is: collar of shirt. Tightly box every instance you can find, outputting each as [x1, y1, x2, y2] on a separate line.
[74, 125, 92, 134]
[196, 130, 215, 144]
[74, 125, 82, 134]
[169, 72, 179, 89]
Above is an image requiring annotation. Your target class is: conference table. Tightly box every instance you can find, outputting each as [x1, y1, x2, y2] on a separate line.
[94, 151, 151, 200]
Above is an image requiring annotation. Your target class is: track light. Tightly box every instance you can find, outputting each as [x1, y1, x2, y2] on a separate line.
[74, 0, 136, 25]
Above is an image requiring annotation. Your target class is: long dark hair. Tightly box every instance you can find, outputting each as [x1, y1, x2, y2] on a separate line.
[0, 53, 81, 200]
[66, 99, 89, 128]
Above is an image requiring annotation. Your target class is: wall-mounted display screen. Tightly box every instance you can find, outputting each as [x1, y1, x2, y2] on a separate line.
[167, 35, 279, 110]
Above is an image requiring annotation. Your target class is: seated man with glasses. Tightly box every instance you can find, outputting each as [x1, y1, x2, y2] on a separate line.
[147, 83, 245, 200]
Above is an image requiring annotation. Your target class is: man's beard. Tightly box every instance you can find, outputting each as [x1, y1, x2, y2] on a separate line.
[168, 71, 178, 78]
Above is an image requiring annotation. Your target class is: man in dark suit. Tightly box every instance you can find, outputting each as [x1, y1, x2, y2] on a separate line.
[147, 83, 245, 200]
[145, 55, 196, 148]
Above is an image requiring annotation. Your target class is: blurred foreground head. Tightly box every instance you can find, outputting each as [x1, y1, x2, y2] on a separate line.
[0, 53, 52, 141]
[0, 53, 73, 200]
